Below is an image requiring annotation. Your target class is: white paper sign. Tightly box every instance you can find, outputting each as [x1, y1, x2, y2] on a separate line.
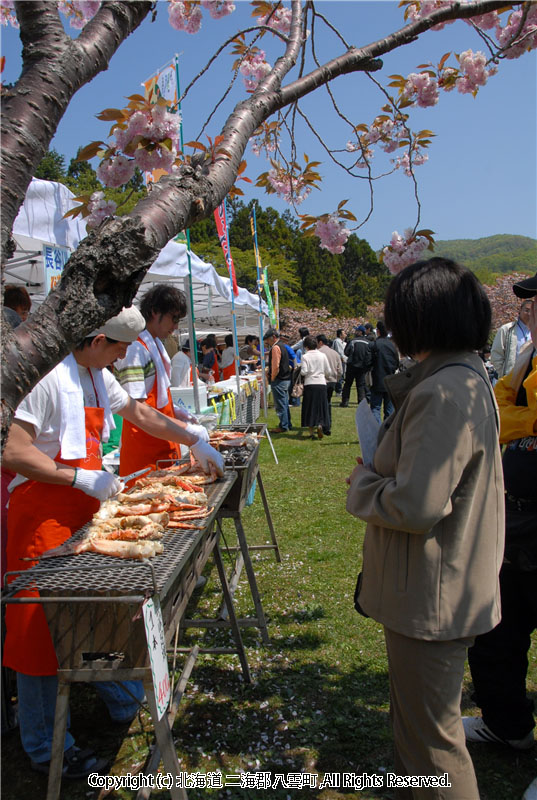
[142, 596, 171, 720]
[355, 398, 380, 469]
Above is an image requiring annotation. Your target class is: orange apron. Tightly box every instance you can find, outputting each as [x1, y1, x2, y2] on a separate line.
[222, 362, 236, 380]
[3, 405, 103, 675]
[119, 338, 180, 481]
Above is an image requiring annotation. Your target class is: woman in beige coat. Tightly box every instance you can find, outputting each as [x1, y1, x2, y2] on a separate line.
[346, 258, 504, 799]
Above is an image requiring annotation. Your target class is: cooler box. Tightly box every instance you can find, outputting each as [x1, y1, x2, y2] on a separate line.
[170, 384, 208, 413]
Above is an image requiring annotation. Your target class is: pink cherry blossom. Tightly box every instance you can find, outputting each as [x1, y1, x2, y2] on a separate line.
[168, 1, 202, 33]
[406, 1, 454, 31]
[315, 216, 351, 255]
[96, 155, 135, 188]
[382, 229, 429, 274]
[257, 6, 292, 35]
[57, 0, 100, 29]
[0, 0, 17, 27]
[464, 11, 499, 31]
[86, 191, 116, 229]
[240, 50, 271, 91]
[402, 72, 439, 108]
[456, 49, 489, 94]
[267, 170, 311, 205]
[495, 6, 537, 59]
[200, 0, 235, 20]
[134, 145, 176, 173]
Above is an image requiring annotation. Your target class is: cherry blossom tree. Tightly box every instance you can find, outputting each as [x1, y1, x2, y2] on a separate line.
[1, 0, 536, 444]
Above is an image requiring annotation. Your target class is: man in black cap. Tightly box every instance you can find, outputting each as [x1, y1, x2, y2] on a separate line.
[464, 280, 536, 755]
[491, 273, 537, 378]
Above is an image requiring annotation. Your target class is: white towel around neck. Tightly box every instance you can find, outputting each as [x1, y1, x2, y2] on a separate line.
[57, 354, 115, 459]
[139, 329, 171, 409]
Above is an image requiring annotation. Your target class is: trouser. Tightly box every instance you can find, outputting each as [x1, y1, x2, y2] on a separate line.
[17, 672, 145, 763]
[468, 562, 537, 740]
[341, 366, 367, 404]
[271, 379, 291, 430]
[322, 382, 336, 433]
[370, 389, 394, 422]
[384, 628, 478, 799]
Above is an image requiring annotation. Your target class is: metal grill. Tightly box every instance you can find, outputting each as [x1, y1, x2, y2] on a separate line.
[2, 474, 237, 669]
[216, 424, 266, 513]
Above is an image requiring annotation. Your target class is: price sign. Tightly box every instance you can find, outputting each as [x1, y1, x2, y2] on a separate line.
[142, 596, 171, 720]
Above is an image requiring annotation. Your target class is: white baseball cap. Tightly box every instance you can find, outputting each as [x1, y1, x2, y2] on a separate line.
[89, 306, 145, 342]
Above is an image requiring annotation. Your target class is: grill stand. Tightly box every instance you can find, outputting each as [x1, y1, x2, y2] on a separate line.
[182, 467, 280, 645]
[40, 531, 251, 800]
[3, 474, 254, 800]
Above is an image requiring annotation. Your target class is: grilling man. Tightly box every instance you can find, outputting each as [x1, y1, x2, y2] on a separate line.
[2, 307, 224, 779]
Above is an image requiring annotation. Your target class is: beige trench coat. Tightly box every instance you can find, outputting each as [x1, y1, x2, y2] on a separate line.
[347, 350, 505, 640]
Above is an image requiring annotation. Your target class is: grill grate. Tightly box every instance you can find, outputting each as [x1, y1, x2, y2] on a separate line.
[4, 474, 236, 598]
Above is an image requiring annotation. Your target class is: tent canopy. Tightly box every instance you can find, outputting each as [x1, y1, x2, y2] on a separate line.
[7, 178, 268, 331]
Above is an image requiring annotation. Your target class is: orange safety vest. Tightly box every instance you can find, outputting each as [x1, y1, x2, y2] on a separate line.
[4, 405, 103, 675]
[119, 337, 180, 482]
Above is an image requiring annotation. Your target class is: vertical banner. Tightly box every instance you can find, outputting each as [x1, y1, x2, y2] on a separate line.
[142, 60, 180, 186]
[263, 267, 277, 328]
[43, 244, 70, 294]
[214, 202, 239, 297]
[273, 279, 279, 332]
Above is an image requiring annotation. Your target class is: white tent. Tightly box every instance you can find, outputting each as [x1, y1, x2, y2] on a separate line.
[6, 178, 268, 331]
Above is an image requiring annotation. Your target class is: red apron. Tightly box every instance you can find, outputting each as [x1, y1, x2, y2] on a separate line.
[119, 337, 180, 481]
[3, 405, 104, 675]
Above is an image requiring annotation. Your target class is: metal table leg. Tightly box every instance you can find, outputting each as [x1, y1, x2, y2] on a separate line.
[46, 676, 71, 800]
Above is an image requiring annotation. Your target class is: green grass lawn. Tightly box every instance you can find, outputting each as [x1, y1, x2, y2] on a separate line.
[2, 402, 536, 799]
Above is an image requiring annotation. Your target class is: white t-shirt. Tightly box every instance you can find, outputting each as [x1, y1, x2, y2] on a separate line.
[11, 364, 128, 491]
[171, 351, 192, 387]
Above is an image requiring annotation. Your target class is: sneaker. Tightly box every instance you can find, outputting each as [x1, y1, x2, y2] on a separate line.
[462, 716, 535, 750]
[31, 745, 108, 780]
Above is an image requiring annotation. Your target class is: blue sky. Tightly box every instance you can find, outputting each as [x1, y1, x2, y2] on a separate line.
[2, 1, 536, 251]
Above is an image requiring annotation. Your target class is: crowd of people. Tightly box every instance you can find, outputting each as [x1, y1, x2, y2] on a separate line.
[264, 317, 404, 438]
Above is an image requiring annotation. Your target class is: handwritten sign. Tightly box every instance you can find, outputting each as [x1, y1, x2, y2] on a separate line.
[43, 244, 70, 295]
[142, 596, 171, 720]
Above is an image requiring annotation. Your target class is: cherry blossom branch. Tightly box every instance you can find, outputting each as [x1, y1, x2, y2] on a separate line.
[179, 24, 291, 105]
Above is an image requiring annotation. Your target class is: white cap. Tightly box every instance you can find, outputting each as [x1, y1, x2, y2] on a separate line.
[89, 306, 145, 343]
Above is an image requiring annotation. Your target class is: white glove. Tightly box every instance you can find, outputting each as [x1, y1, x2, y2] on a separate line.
[74, 469, 124, 501]
[185, 422, 209, 443]
[190, 440, 225, 476]
[173, 404, 198, 424]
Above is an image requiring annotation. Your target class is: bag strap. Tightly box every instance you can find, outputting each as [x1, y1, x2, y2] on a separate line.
[431, 362, 499, 432]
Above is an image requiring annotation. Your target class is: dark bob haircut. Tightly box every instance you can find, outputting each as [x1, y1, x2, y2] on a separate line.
[384, 257, 491, 356]
[303, 335, 318, 351]
[140, 284, 186, 322]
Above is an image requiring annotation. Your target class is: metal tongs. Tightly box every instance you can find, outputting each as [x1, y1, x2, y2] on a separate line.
[117, 466, 151, 484]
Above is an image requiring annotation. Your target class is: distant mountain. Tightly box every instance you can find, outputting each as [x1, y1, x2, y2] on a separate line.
[432, 234, 536, 282]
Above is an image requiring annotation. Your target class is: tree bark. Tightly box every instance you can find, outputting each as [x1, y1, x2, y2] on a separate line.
[0, 0, 522, 447]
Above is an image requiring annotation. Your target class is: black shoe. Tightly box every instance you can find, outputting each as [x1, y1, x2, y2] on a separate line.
[323, 430, 331, 436]
[31, 746, 108, 780]
[339, 402, 349, 408]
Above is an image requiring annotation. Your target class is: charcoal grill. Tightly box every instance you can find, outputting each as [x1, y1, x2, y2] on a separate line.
[2, 472, 252, 800]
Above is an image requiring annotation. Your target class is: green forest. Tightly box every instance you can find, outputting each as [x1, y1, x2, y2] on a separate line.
[35, 149, 535, 317]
